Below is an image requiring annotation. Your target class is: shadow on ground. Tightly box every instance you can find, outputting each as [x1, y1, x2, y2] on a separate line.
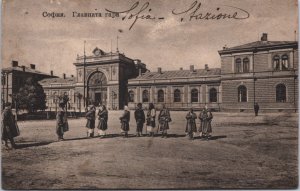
[16, 141, 52, 149]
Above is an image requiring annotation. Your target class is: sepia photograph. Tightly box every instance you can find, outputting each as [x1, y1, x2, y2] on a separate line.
[1, 0, 298, 189]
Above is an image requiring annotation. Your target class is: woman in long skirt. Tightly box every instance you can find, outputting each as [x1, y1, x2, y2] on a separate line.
[146, 103, 156, 137]
[119, 106, 130, 138]
[97, 105, 108, 138]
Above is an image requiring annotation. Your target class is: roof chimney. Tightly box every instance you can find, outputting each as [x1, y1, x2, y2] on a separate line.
[71, 75, 74, 77]
[63, 73, 66, 79]
[158, 67, 162, 74]
[261, 33, 268, 42]
[12, 60, 18, 67]
[50, 70, 53, 76]
[205, 64, 209, 71]
[180, 67, 183, 70]
[22, 66, 25, 72]
[190, 65, 195, 72]
[30, 64, 35, 70]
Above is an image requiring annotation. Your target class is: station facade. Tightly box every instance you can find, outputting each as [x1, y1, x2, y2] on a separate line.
[38, 34, 298, 112]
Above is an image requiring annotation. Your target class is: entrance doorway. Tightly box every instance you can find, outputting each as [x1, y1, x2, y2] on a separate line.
[95, 92, 102, 105]
[87, 71, 107, 106]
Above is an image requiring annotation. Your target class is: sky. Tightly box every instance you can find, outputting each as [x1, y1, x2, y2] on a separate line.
[1, 0, 298, 77]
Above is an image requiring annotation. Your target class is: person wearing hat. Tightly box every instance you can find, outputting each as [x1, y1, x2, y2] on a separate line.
[85, 105, 96, 138]
[56, 102, 68, 141]
[119, 105, 130, 138]
[2, 102, 19, 149]
[134, 103, 145, 137]
[199, 105, 213, 140]
[158, 104, 171, 138]
[97, 105, 108, 138]
[185, 107, 197, 140]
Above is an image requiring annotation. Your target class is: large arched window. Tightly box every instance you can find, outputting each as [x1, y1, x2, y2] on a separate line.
[238, 86, 247, 102]
[174, 89, 181, 102]
[191, 88, 199, 103]
[276, 84, 286, 102]
[157, 89, 164, 102]
[281, 55, 289, 70]
[235, 58, 242, 73]
[209, 88, 217, 103]
[128, 90, 134, 102]
[142, 90, 149, 103]
[243, 58, 250, 73]
[273, 55, 280, 70]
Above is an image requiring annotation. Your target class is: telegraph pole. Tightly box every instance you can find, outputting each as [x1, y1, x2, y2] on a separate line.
[83, 40, 86, 108]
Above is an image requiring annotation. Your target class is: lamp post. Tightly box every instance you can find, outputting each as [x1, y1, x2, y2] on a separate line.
[83, 40, 87, 108]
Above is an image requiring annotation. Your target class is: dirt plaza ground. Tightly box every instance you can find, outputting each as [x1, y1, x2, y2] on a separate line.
[1, 111, 298, 189]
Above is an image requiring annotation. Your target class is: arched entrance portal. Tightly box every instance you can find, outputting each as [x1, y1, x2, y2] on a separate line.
[87, 71, 107, 106]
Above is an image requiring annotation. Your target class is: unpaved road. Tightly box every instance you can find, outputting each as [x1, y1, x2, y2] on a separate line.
[2, 111, 298, 189]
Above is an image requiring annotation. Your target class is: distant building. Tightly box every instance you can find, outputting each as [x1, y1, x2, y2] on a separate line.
[128, 65, 222, 111]
[1, 61, 56, 107]
[38, 33, 298, 112]
[219, 33, 298, 112]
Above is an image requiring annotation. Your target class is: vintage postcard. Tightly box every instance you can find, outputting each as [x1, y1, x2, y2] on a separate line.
[1, 0, 298, 189]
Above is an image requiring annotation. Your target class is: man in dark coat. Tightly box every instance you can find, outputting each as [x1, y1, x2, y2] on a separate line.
[97, 105, 108, 138]
[2, 102, 18, 149]
[134, 103, 145, 137]
[158, 104, 171, 138]
[185, 108, 197, 140]
[56, 102, 68, 141]
[86, 106, 96, 138]
[120, 106, 130, 138]
[254, 103, 260, 116]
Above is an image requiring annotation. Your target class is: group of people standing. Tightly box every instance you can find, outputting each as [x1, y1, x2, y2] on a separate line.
[1, 100, 214, 150]
[117, 103, 172, 138]
[185, 106, 213, 140]
[62, 102, 213, 140]
[83, 102, 173, 139]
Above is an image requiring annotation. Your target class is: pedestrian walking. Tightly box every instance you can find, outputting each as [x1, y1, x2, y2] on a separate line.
[2, 102, 19, 149]
[120, 106, 130, 138]
[146, 103, 156, 137]
[97, 105, 108, 138]
[254, 103, 260, 116]
[56, 102, 68, 141]
[199, 106, 213, 140]
[134, 103, 145, 137]
[85, 106, 96, 138]
[185, 108, 197, 140]
[158, 104, 171, 138]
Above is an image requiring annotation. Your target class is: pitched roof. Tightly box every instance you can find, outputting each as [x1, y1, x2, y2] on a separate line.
[39, 77, 76, 85]
[131, 68, 221, 80]
[229, 41, 296, 50]
[219, 41, 297, 54]
[2, 66, 53, 76]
